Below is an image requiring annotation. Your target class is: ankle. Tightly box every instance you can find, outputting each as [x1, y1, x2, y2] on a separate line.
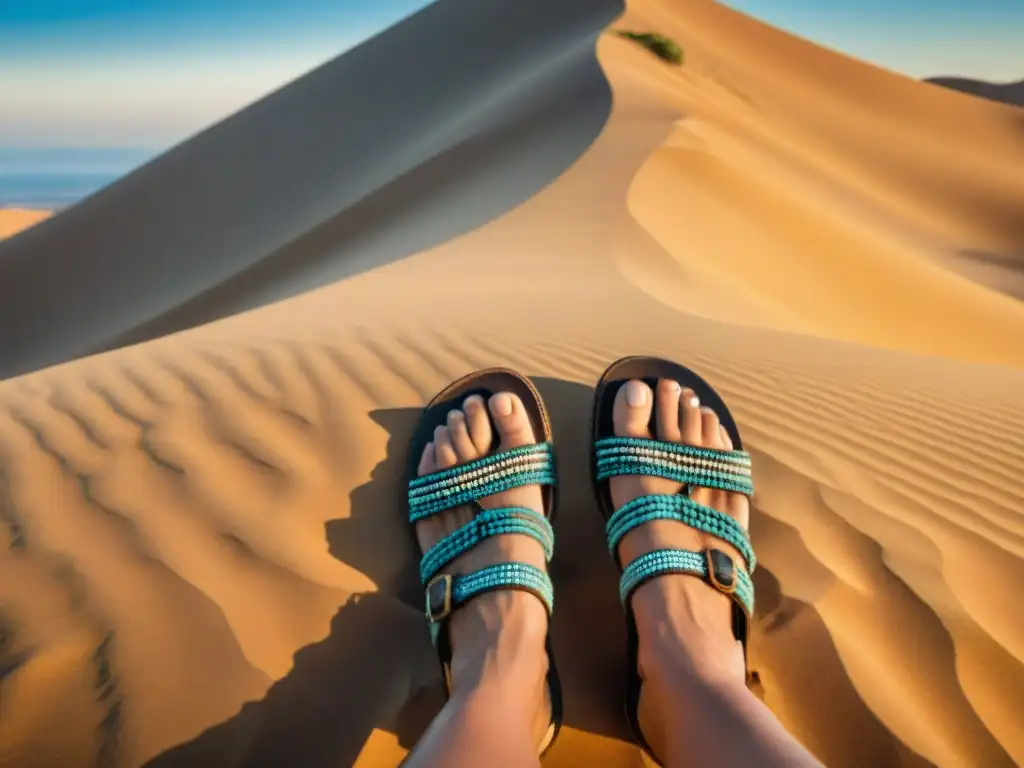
[447, 591, 549, 701]
[632, 576, 747, 688]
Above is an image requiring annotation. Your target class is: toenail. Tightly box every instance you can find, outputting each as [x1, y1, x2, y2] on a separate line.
[700, 406, 715, 416]
[688, 395, 700, 409]
[491, 393, 513, 416]
[626, 381, 647, 407]
[448, 409, 463, 422]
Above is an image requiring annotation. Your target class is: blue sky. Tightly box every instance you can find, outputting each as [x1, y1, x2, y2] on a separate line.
[0, 0, 430, 156]
[1, 0, 1021, 175]
[723, 0, 1024, 82]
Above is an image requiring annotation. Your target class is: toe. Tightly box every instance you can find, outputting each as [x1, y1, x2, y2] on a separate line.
[488, 392, 536, 448]
[417, 442, 437, 476]
[463, 395, 492, 454]
[680, 388, 702, 444]
[719, 425, 733, 450]
[433, 424, 458, 467]
[613, 379, 654, 438]
[700, 406, 722, 446]
[447, 408, 478, 461]
[655, 379, 682, 442]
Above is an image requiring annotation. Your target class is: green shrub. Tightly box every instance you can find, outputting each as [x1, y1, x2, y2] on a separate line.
[616, 30, 683, 65]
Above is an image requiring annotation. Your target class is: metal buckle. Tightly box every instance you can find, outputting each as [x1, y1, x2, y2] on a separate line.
[425, 574, 453, 623]
[705, 548, 737, 595]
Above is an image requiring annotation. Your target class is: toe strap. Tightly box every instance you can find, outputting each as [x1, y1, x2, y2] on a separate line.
[595, 436, 753, 496]
[409, 442, 556, 522]
[620, 548, 754, 619]
[425, 563, 554, 643]
[607, 494, 756, 572]
[419, 506, 554, 585]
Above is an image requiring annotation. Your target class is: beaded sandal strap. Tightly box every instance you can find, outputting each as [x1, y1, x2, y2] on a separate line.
[424, 563, 554, 642]
[409, 442, 556, 522]
[595, 436, 753, 496]
[419, 506, 554, 585]
[606, 494, 756, 572]
[620, 548, 754, 617]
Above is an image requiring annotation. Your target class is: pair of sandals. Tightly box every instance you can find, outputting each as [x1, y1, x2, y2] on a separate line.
[406, 356, 756, 764]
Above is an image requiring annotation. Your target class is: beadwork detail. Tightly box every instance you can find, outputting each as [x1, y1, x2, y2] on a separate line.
[411, 436, 557, 630]
[595, 436, 753, 496]
[409, 442, 556, 521]
[420, 506, 554, 585]
[619, 548, 754, 616]
[606, 494, 756, 572]
[427, 562, 554, 623]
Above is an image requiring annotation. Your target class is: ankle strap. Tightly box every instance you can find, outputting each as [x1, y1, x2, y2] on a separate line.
[620, 547, 754, 618]
[425, 563, 554, 645]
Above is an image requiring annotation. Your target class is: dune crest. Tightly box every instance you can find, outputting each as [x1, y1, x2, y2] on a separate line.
[1, 0, 1022, 767]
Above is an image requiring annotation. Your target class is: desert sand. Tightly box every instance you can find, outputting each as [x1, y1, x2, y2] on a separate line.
[0, 0, 1022, 766]
[0, 209, 51, 241]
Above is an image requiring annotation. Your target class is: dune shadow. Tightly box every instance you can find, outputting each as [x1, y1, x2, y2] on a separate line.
[750, 565, 938, 767]
[924, 76, 1024, 109]
[143, 591, 440, 768]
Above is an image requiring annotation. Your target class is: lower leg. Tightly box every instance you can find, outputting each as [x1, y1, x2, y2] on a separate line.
[403, 393, 554, 768]
[402, 593, 548, 768]
[633, 579, 822, 768]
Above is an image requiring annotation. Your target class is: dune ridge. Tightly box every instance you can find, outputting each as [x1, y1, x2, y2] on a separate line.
[0, 0, 622, 381]
[1, 0, 1023, 766]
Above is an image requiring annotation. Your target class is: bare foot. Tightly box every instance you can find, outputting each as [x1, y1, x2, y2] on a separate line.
[608, 379, 750, 751]
[415, 392, 552, 745]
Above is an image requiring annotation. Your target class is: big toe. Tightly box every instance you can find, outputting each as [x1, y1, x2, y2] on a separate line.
[488, 392, 536, 448]
[613, 379, 654, 438]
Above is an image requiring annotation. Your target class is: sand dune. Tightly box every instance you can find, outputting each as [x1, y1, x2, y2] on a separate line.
[0, 0, 622, 380]
[0, 209, 50, 241]
[1, 0, 1023, 767]
[616, 0, 1024, 361]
